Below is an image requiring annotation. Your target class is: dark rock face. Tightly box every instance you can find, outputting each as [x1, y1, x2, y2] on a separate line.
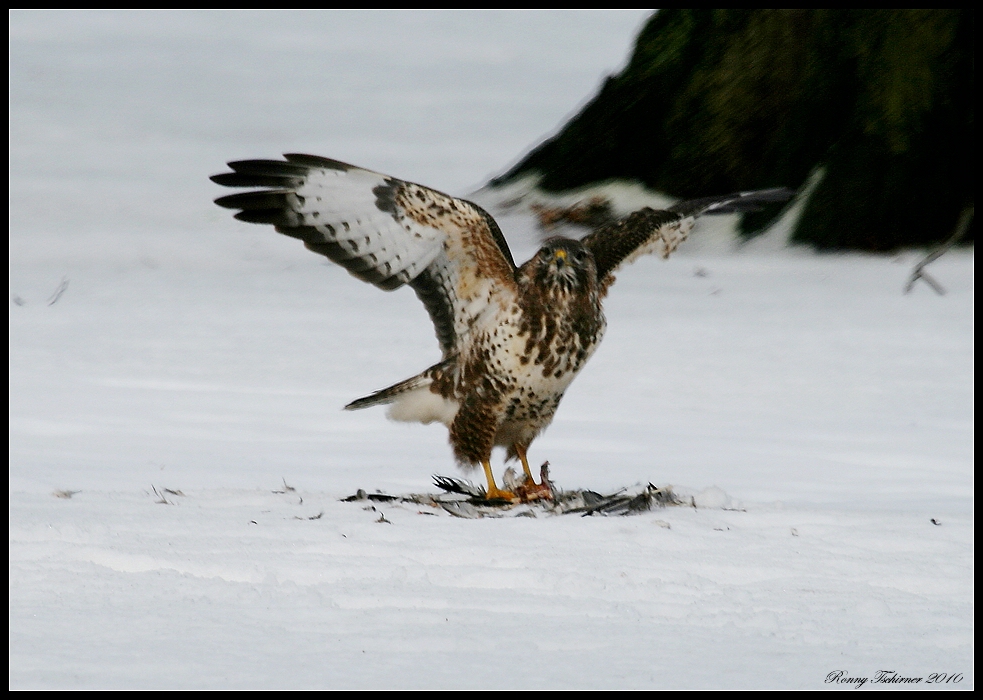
[496, 10, 974, 251]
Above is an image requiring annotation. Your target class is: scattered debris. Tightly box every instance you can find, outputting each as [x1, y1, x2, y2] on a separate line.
[150, 485, 184, 505]
[47, 277, 69, 306]
[272, 479, 304, 504]
[273, 478, 296, 494]
[342, 470, 683, 519]
[565, 484, 680, 516]
[342, 489, 399, 503]
[294, 511, 324, 521]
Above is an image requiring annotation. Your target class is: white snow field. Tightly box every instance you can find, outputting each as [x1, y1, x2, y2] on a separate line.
[9, 11, 973, 690]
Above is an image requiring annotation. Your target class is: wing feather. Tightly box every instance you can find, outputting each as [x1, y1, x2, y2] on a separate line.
[583, 188, 794, 293]
[581, 209, 690, 294]
[212, 154, 518, 357]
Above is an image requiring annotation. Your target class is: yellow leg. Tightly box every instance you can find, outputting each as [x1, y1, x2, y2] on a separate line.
[511, 445, 554, 501]
[481, 460, 516, 501]
[515, 444, 534, 480]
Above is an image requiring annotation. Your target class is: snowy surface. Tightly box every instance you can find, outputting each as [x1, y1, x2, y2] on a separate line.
[9, 11, 974, 690]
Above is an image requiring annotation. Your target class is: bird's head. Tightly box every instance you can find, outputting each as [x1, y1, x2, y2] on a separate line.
[531, 237, 597, 294]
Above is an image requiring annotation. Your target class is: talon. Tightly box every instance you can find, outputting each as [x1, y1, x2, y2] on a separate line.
[481, 460, 517, 502]
[512, 449, 554, 502]
[484, 485, 517, 502]
[515, 477, 554, 502]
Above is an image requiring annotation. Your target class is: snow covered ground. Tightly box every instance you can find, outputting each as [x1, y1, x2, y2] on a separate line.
[9, 11, 974, 689]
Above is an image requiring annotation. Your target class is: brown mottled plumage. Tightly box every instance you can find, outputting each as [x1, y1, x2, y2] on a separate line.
[212, 154, 792, 500]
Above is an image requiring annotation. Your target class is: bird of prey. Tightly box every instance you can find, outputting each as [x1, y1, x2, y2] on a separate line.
[212, 154, 790, 501]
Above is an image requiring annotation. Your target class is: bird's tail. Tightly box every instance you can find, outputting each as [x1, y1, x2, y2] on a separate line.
[344, 374, 432, 411]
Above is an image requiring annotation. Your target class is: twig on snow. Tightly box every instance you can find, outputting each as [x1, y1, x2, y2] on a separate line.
[47, 277, 69, 306]
[904, 206, 974, 295]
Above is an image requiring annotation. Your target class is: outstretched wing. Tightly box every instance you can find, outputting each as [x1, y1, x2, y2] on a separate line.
[581, 188, 794, 293]
[211, 154, 518, 357]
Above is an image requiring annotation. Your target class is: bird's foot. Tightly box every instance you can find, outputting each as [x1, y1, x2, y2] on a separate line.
[505, 463, 555, 502]
[516, 479, 554, 502]
[482, 485, 518, 503]
[480, 459, 518, 503]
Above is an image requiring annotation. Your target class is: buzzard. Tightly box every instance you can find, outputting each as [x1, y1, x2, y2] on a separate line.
[212, 154, 790, 500]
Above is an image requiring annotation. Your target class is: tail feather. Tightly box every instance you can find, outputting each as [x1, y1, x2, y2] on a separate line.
[344, 374, 432, 411]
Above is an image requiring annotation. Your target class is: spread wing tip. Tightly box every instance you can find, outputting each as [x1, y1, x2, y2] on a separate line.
[670, 187, 796, 217]
[209, 154, 356, 191]
[210, 152, 518, 358]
